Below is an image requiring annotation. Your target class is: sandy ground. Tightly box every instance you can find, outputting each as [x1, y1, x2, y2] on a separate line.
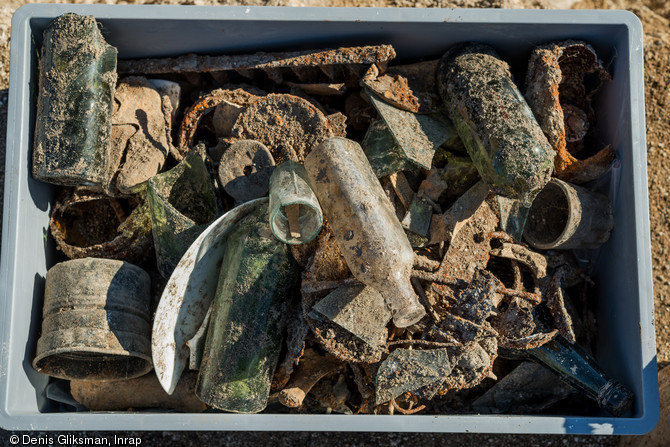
[0, 0, 667, 445]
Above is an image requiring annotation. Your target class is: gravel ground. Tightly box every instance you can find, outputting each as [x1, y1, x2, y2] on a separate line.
[0, 0, 667, 445]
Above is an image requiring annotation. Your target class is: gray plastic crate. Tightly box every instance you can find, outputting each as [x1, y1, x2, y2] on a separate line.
[0, 3, 658, 434]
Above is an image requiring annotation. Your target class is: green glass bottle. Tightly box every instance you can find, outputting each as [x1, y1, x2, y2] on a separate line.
[196, 206, 300, 413]
[437, 43, 555, 206]
[33, 13, 117, 187]
[500, 335, 634, 416]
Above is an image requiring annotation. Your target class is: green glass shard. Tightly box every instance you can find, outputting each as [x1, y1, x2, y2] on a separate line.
[401, 196, 433, 240]
[146, 145, 217, 278]
[366, 89, 459, 170]
[496, 195, 530, 241]
[361, 120, 413, 178]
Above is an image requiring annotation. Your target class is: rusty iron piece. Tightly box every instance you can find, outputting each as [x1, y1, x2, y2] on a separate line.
[544, 269, 577, 344]
[511, 259, 523, 291]
[309, 373, 353, 414]
[441, 313, 498, 343]
[366, 88, 458, 170]
[490, 298, 538, 346]
[363, 73, 421, 113]
[384, 60, 440, 113]
[310, 285, 392, 349]
[389, 394, 427, 415]
[440, 334, 498, 392]
[278, 347, 343, 408]
[286, 82, 347, 96]
[411, 277, 441, 323]
[448, 269, 499, 325]
[524, 40, 615, 184]
[273, 304, 311, 391]
[428, 180, 491, 247]
[498, 288, 542, 305]
[414, 255, 441, 272]
[431, 183, 499, 295]
[49, 188, 153, 263]
[118, 44, 397, 75]
[490, 242, 549, 281]
[109, 76, 172, 196]
[500, 330, 559, 350]
[177, 87, 264, 156]
[350, 363, 375, 402]
[362, 60, 441, 113]
[232, 93, 345, 164]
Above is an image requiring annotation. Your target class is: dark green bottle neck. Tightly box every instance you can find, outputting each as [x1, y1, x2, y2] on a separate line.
[500, 335, 633, 416]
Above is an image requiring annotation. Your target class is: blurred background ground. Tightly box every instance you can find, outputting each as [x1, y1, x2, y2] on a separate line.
[0, 0, 667, 445]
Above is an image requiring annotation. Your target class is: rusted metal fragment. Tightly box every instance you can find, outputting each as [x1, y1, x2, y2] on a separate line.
[429, 180, 491, 246]
[232, 94, 344, 163]
[441, 313, 495, 343]
[278, 348, 343, 408]
[384, 60, 440, 113]
[109, 76, 171, 196]
[430, 183, 499, 289]
[273, 304, 311, 391]
[311, 285, 392, 349]
[178, 87, 264, 156]
[118, 45, 396, 76]
[441, 334, 498, 392]
[472, 361, 576, 414]
[490, 242, 548, 281]
[525, 40, 615, 184]
[309, 373, 353, 414]
[499, 330, 559, 350]
[375, 348, 452, 405]
[49, 188, 152, 263]
[366, 89, 459, 170]
[286, 82, 346, 96]
[363, 72, 421, 113]
[490, 299, 537, 346]
[545, 270, 577, 344]
[362, 120, 413, 178]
